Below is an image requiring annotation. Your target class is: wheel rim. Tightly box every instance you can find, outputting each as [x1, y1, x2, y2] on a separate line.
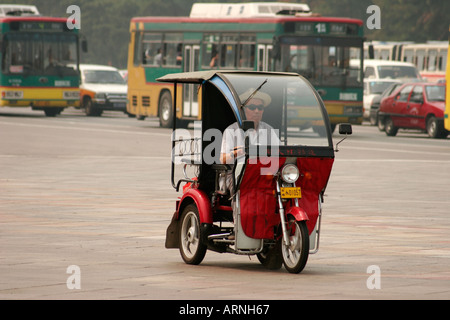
[161, 99, 171, 121]
[428, 118, 437, 137]
[180, 211, 200, 259]
[281, 221, 303, 269]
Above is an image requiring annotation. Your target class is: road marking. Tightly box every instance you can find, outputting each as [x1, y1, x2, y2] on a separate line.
[0, 120, 168, 137]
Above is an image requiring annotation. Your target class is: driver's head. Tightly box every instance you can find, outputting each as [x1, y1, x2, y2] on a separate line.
[240, 90, 271, 128]
[244, 98, 265, 126]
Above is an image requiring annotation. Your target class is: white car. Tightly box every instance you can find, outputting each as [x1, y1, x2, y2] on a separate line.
[352, 59, 422, 119]
[79, 64, 127, 116]
[363, 79, 401, 119]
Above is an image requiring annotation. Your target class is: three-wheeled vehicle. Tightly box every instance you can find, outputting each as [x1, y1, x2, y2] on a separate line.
[158, 71, 351, 273]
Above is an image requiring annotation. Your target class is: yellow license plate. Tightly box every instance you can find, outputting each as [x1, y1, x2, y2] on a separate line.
[280, 187, 302, 199]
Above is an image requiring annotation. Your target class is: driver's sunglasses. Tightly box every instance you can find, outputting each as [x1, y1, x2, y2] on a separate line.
[245, 104, 264, 111]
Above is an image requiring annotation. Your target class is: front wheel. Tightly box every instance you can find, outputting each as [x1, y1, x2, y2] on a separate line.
[179, 204, 207, 265]
[281, 219, 309, 274]
[385, 117, 398, 136]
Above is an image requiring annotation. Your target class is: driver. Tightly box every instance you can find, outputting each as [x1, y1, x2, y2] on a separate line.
[220, 89, 276, 191]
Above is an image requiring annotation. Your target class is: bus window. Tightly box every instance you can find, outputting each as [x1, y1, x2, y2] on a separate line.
[220, 34, 238, 68]
[162, 33, 182, 67]
[202, 34, 220, 69]
[142, 33, 162, 66]
[133, 31, 142, 66]
[238, 34, 255, 69]
[438, 49, 447, 72]
[416, 49, 425, 71]
[402, 49, 414, 63]
[279, 41, 359, 87]
[427, 49, 437, 72]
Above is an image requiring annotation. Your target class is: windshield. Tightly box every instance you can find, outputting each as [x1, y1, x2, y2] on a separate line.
[83, 70, 126, 84]
[1, 32, 78, 76]
[367, 81, 399, 95]
[275, 37, 362, 88]
[224, 73, 331, 148]
[425, 85, 445, 101]
[377, 65, 420, 79]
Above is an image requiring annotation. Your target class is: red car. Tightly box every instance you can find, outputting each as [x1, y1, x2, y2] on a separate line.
[378, 82, 448, 138]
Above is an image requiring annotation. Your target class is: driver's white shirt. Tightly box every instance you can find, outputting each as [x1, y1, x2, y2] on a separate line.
[220, 121, 278, 164]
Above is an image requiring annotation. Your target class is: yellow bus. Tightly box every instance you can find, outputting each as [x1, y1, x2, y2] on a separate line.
[445, 25, 450, 132]
[0, 11, 83, 116]
[127, 2, 364, 129]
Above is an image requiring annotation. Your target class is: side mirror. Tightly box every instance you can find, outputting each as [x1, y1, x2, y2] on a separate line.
[81, 39, 88, 53]
[339, 123, 352, 135]
[335, 123, 352, 152]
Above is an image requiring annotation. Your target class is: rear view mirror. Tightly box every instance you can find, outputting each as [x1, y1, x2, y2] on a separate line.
[335, 123, 352, 152]
[339, 123, 352, 135]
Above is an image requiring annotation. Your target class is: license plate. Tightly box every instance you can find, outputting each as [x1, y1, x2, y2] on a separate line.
[280, 187, 302, 199]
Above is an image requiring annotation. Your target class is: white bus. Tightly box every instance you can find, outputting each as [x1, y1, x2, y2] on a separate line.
[364, 41, 447, 82]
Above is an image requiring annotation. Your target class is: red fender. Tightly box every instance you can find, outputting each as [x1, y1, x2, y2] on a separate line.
[177, 188, 212, 224]
[286, 206, 309, 222]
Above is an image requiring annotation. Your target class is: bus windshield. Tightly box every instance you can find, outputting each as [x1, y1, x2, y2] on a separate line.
[276, 37, 362, 88]
[224, 73, 331, 147]
[1, 32, 78, 76]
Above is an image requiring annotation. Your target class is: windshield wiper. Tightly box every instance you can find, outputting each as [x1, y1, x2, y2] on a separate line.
[240, 78, 268, 108]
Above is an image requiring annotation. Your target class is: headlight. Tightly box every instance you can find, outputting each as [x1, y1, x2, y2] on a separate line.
[281, 164, 299, 184]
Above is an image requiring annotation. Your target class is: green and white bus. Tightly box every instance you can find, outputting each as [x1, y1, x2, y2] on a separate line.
[127, 2, 364, 130]
[0, 9, 82, 116]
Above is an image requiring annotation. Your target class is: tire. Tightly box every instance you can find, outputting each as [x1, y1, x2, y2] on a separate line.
[281, 218, 309, 274]
[159, 91, 173, 128]
[179, 204, 207, 265]
[257, 244, 282, 270]
[84, 97, 102, 117]
[426, 116, 444, 139]
[384, 117, 398, 136]
[377, 114, 385, 131]
[369, 112, 378, 126]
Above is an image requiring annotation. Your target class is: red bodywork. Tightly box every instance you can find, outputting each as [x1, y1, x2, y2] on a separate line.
[177, 156, 334, 240]
[379, 82, 445, 130]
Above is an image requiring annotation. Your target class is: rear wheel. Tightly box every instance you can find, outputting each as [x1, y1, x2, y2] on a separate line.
[159, 91, 173, 128]
[281, 218, 309, 274]
[179, 204, 206, 265]
[426, 116, 447, 138]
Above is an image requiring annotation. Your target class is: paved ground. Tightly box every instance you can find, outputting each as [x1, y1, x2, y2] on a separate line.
[1, 107, 449, 301]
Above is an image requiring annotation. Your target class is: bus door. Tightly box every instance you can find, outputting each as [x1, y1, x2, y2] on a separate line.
[183, 45, 200, 117]
[257, 44, 273, 71]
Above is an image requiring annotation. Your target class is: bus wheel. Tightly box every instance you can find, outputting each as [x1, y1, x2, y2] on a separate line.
[159, 91, 173, 128]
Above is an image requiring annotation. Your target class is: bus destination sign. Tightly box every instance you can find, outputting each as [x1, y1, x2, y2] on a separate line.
[294, 22, 357, 36]
[18, 22, 64, 32]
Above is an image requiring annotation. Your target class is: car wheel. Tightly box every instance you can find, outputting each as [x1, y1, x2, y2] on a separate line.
[426, 115, 447, 139]
[377, 114, 385, 131]
[385, 117, 398, 136]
